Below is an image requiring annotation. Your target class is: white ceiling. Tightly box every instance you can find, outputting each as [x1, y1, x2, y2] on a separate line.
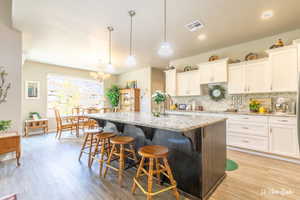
[13, 0, 300, 74]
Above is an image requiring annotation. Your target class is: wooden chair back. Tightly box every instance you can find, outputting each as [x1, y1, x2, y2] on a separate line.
[72, 107, 84, 115]
[85, 108, 100, 114]
[54, 109, 62, 128]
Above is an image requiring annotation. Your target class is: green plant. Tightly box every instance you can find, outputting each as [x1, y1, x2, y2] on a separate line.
[152, 91, 167, 104]
[0, 120, 11, 131]
[29, 112, 41, 119]
[106, 85, 121, 108]
[249, 100, 261, 112]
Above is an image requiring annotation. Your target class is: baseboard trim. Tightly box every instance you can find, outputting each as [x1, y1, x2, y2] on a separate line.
[227, 146, 300, 165]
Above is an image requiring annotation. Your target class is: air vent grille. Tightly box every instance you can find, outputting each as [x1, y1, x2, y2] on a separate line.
[185, 20, 204, 32]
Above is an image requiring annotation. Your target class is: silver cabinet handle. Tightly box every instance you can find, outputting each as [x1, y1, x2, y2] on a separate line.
[278, 120, 288, 122]
[242, 140, 249, 143]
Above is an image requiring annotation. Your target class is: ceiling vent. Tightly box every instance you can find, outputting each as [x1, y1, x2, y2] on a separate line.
[185, 20, 204, 32]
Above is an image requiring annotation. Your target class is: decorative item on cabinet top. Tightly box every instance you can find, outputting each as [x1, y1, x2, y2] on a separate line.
[166, 65, 175, 70]
[209, 55, 219, 62]
[183, 65, 198, 72]
[245, 52, 258, 61]
[269, 38, 285, 49]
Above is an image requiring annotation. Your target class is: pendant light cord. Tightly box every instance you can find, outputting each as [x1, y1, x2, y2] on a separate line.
[130, 14, 133, 56]
[108, 28, 112, 64]
[164, 0, 167, 42]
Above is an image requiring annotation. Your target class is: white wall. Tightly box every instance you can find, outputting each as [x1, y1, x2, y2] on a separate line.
[0, 0, 22, 133]
[171, 29, 300, 69]
[117, 67, 152, 113]
[22, 60, 117, 131]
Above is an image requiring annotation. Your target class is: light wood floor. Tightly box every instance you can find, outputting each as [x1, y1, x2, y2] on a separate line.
[0, 133, 300, 200]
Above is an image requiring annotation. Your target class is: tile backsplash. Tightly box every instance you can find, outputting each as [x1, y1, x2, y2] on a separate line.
[171, 84, 297, 113]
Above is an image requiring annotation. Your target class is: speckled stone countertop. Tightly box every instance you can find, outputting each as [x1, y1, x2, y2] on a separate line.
[166, 110, 296, 117]
[87, 112, 226, 132]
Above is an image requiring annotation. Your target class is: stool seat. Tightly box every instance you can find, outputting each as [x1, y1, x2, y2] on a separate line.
[96, 132, 115, 139]
[111, 136, 134, 144]
[138, 145, 168, 158]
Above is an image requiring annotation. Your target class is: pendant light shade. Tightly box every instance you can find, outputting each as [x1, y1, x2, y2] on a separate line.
[126, 10, 137, 66]
[107, 26, 115, 73]
[158, 0, 173, 57]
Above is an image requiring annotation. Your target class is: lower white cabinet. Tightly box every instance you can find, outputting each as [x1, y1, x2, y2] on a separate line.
[227, 115, 299, 158]
[269, 117, 299, 158]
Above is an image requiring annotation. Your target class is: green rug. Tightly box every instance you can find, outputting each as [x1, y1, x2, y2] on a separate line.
[226, 159, 238, 171]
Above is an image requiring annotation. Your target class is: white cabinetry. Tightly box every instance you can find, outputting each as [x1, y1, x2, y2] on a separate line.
[269, 117, 299, 158]
[176, 71, 200, 96]
[227, 115, 269, 152]
[164, 69, 176, 96]
[198, 58, 228, 84]
[266, 46, 298, 92]
[228, 59, 271, 94]
[228, 64, 245, 94]
[245, 59, 271, 93]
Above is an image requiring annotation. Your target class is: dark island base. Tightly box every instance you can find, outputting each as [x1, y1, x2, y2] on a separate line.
[94, 119, 227, 200]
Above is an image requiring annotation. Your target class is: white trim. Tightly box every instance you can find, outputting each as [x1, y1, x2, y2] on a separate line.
[227, 146, 300, 165]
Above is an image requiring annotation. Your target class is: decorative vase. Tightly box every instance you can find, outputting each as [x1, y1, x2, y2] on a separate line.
[152, 103, 165, 117]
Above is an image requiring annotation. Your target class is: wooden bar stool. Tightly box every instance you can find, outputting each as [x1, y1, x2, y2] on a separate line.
[91, 132, 116, 175]
[78, 129, 102, 167]
[103, 136, 138, 186]
[131, 145, 180, 200]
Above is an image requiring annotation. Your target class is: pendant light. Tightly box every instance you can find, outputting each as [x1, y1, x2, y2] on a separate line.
[126, 10, 137, 66]
[158, 0, 173, 57]
[107, 26, 115, 73]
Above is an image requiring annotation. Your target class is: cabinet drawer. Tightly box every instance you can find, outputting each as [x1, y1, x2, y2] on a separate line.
[228, 134, 268, 152]
[228, 115, 268, 124]
[269, 117, 296, 125]
[227, 122, 268, 137]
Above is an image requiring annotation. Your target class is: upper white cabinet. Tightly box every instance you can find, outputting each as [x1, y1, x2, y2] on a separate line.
[228, 59, 271, 94]
[266, 46, 298, 92]
[164, 69, 176, 96]
[198, 58, 228, 84]
[228, 64, 245, 94]
[245, 59, 271, 93]
[176, 70, 200, 96]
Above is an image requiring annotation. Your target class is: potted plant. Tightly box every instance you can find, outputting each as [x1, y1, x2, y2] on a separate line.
[0, 120, 11, 133]
[152, 91, 167, 117]
[106, 85, 121, 110]
[249, 100, 261, 113]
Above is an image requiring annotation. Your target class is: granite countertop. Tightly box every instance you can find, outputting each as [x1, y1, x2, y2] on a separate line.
[87, 112, 226, 132]
[166, 110, 296, 117]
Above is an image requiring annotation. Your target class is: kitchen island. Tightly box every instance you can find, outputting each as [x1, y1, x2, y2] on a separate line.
[88, 112, 227, 200]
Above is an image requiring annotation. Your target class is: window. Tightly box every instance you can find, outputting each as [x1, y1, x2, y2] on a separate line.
[47, 74, 103, 117]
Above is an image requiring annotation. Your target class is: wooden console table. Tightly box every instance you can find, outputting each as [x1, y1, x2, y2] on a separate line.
[0, 132, 21, 166]
[24, 119, 48, 137]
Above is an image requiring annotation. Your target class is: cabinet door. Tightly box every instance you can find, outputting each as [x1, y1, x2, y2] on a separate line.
[165, 69, 176, 96]
[228, 65, 245, 94]
[270, 125, 299, 158]
[270, 48, 298, 92]
[199, 64, 213, 84]
[245, 60, 271, 93]
[176, 73, 188, 96]
[213, 62, 227, 83]
[188, 71, 201, 95]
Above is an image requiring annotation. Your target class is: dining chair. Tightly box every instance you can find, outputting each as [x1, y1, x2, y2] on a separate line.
[54, 109, 78, 139]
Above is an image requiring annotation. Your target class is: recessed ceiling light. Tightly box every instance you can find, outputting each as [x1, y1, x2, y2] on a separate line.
[261, 10, 273, 20]
[198, 34, 207, 41]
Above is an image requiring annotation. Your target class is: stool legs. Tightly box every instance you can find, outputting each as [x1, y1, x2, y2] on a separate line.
[163, 158, 180, 200]
[147, 158, 154, 200]
[118, 144, 125, 186]
[132, 156, 179, 200]
[103, 143, 116, 178]
[87, 133, 94, 167]
[99, 139, 106, 176]
[78, 133, 89, 161]
[131, 156, 145, 193]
